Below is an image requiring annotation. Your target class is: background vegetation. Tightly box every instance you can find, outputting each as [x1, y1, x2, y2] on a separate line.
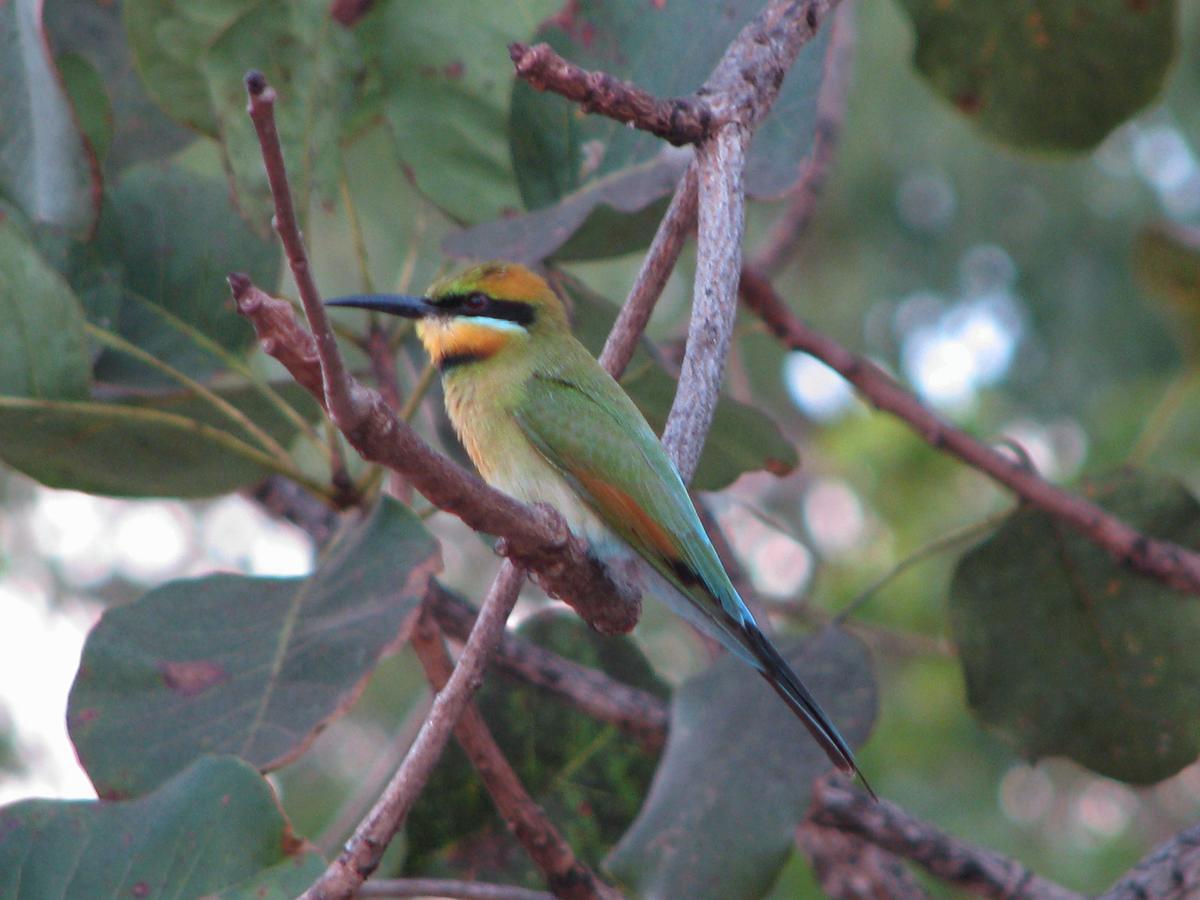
[1, 0, 1198, 896]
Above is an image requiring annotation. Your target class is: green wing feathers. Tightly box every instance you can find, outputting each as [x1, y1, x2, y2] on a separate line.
[512, 369, 741, 622]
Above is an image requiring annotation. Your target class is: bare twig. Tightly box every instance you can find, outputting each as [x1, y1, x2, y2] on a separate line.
[751, 0, 856, 276]
[509, 42, 713, 146]
[429, 583, 669, 750]
[738, 268, 1200, 595]
[359, 880, 552, 900]
[411, 609, 619, 900]
[810, 777, 1084, 900]
[1097, 823, 1200, 900]
[796, 819, 929, 899]
[244, 72, 369, 430]
[300, 562, 527, 900]
[598, 163, 699, 379]
[228, 274, 639, 634]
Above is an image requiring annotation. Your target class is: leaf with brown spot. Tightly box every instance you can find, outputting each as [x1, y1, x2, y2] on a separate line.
[897, 0, 1176, 152]
[0, 756, 324, 899]
[951, 469, 1200, 783]
[159, 660, 228, 698]
[68, 498, 440, 798]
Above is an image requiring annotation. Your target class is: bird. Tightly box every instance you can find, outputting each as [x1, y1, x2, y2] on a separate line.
[328, 261, 870, 791]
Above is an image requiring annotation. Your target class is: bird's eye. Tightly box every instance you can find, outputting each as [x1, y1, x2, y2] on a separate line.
[464, 292, 488, 312]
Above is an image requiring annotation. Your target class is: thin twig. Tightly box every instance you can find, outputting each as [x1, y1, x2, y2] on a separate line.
[509, 42, 713, 146]
[358, 880, 552, 900]
[411, 609, 619, 900]
[300, 562, 527, 900]
[810, 777, 1084, 900]
[429, 583, 669, 750]
[244, 71, 371, 431]
[738, 268, 1200, 595]
[751, 0, 856, 276]
[598, 163, 699, 379]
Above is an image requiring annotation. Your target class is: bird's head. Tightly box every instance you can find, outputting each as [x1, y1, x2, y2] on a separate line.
[327, 262, 568, 371]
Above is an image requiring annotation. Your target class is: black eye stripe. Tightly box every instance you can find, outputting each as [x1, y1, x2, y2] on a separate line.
[434, 293, 536, 326]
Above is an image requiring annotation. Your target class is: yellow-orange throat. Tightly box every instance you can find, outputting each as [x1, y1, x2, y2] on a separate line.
[417, 317, 522, 368]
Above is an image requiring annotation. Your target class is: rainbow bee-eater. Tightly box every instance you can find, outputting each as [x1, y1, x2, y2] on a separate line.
[329, 262, 869, 787]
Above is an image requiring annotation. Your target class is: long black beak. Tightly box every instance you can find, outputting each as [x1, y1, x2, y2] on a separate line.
[325, 294, 433, 319]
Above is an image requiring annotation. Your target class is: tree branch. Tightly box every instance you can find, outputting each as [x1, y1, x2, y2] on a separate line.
[598, 163, 699, 379]
[300, 562, 527, 900]
[796, 818, 930, 899]
[508, 42, 713, 146]
[809, 777, 1084, 900]
[428, 583, 669, 750]
[1097, 823, 1200, 900]
[411, 609, 620, 900]
[662, 124, 749, 481]
[738, 268, 1200, 596]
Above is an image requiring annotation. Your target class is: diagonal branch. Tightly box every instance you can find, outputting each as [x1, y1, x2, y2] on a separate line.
[509, 42, 713, 146]
[411, 608, 620, 900]
[738, 268, 1200, 595]
[300, 562, 527, 900]
[429, 583, 669, 750]
[809, 777, 1084, 900]
[598, 163, 699, 380]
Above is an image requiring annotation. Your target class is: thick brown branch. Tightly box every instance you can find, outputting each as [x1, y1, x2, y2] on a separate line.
[738, 268, 1200, 596]
[1097, 823, 1200, 900]
[509, 42, 712, 146]
[301, 562, 527, 900]
[810, 778, 1083, 900]
[411, 609, 619, 900]
[429, 583, 669, 750]
[662, 124, 749, 481]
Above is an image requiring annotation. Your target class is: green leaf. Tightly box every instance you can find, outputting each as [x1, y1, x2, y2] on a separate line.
[461, 0, 831, 262]
[606, 627, 877, 899]
[405, 610, 667, 883]
[444, 158, 685, 264]
[0, 217, 91, 400]
[0, 380, 317, 498]
[0, 0, 99, 231]
[44, 0, 193, 172]
[124, 0, 355, 227]
[552, 270, 798, 490]
[896, 0, 1177, 152]
[91, 163, 280, 386]
[358, 0, 559, 225]
[951, 469, 1200, 784]
[56, 53, 114, 164]
[0, 756, 324, 900]
[68, 498, 440, 798]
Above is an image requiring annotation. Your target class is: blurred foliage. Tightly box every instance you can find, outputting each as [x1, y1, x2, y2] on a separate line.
[0, 0, 1198, 896]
